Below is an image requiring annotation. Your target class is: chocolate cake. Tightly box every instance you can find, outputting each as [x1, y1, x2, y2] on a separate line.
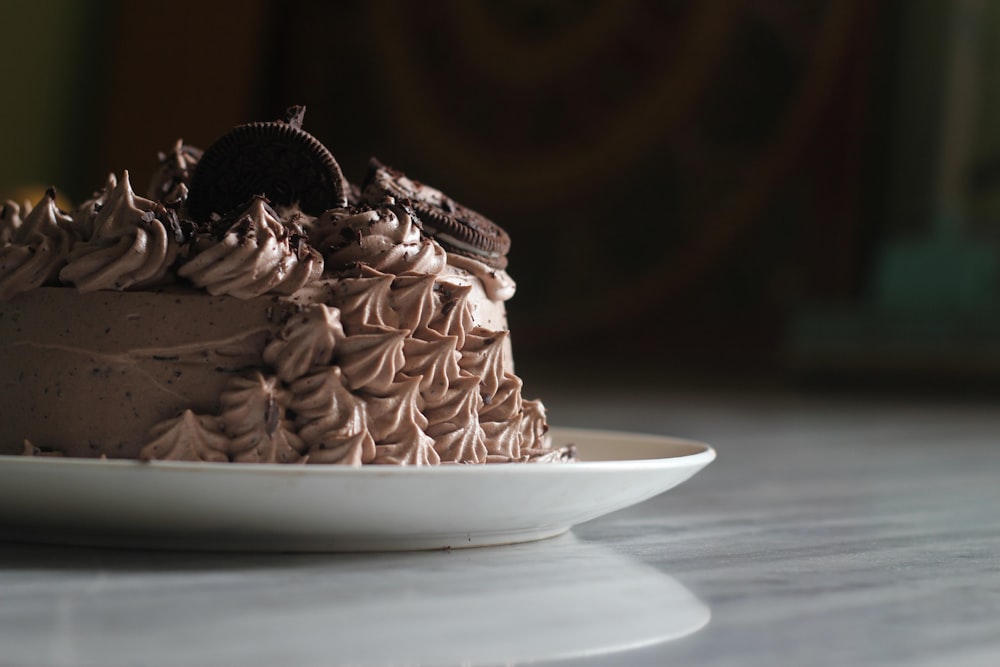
[0, 109, 567, 466]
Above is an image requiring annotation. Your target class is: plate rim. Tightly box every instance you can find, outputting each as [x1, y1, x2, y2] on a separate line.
[0, 426, 716, 474]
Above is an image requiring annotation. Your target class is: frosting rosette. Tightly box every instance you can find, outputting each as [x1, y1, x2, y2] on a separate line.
[263, 303, 345, 382]
[478, 373, 525, 462]
[428, 280, 475, 349]
[401, 331, 462, 404]
[0, 200, 24, 244]
[335, 324, 407, 393]
[59, 171, 182, 292]
[289, 366, 376, 465]
[220, 371, 306, 464]
[312, 203, 446, 275]
[147, 138, 202, 205]
[328, 268, 399, 332]
[0, 191, 78, 301]
[389, 272, 437, 332]
[72, 173, 117, 242]
[521, 398, 558, 460]
[364, 377, 440, 465]
[178, 196, 323, 298]
[424, 372, 488, 464]
[140, 410, 229, 463]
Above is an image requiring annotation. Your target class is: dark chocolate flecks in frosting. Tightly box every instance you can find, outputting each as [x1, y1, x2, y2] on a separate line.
[361, 158, 511, 269]
[147, 139, 202, 205]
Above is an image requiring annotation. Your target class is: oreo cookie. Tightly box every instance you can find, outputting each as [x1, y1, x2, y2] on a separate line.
[363, 159, 511, 269]
[186, 106, 349, 221]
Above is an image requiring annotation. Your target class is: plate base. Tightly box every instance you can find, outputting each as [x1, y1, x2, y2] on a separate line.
[0, 525, 573, 553]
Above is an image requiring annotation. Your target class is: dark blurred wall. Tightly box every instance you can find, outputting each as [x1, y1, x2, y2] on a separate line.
[269, 1, 880, 373]
[0, 0, 896, 377]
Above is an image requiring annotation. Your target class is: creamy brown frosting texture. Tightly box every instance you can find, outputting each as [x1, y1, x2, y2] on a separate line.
[113, 262, 552, 465]
[0, 191, 78, 301]
[179, 197, 323, 298]
[1, 125, 566, 466]
[60, 172, 179, 292]
[146, 139, 201, 205]
[313, 204, 447, 276]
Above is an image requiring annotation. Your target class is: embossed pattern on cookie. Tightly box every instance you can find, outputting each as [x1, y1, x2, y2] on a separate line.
[187, 106, 348, 221]
[363, 159, 511, 269]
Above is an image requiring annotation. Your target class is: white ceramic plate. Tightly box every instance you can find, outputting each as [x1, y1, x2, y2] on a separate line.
[0, 427, 715, 552]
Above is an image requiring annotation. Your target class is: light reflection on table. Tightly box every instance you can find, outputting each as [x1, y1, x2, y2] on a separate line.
[0, 533, 708, 666]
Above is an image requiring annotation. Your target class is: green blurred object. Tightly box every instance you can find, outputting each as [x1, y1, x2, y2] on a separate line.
[876, 208, 998, 315]
[790, 0, 1000, 380]
[0, 0, 96, 203]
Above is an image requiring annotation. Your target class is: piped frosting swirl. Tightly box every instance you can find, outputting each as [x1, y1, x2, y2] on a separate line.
[220, 371, 306, 464]
[59, 172, 181, 292]
[313, 203, 446, 275]
[290, 366, 376, 465]
[140, 410, 229, 463]
[262, 303, 345, 382]
[147, 139, 202, 205]
[0, 190, 78, 301]
[178, 196, 323, 298]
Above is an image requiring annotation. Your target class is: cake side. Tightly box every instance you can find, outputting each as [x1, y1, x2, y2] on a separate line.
[0, 287, 280, 457]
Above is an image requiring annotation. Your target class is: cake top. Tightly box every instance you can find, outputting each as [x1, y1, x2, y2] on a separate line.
[0, 107, 513, 302]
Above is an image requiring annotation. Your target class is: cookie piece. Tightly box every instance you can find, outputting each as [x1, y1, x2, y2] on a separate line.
[186, 107, 348, 221]
[363, 159, 511, 269]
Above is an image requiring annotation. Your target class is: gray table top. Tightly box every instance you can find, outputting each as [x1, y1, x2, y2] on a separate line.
[3, 382, 999, 666]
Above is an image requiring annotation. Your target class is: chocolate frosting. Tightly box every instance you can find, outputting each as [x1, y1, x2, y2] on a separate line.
[520, 398, 553, 456]
[60, 172, 179, 292]
[147, 138, 202, 204]
[335, 325, 407, 393]
[361, 159, 511, 268]
[73, 173, 117, 242]
[262, 303, 345, 382]
[481, 420, 523, 462]
[140, 410, 229, 463]
[329, 269, 399, 332]
[178, 197, 323, 298]
[428, 280, 475, 349]
[365, 377, 440, 465]
[0, 191, 77, 301]
[459, 328, 510, 404]
[446, 253, 516, 302]
[220, 371, 306, 464]
[479, 372, 523, 424]
[289, 366, 376, 465]
[401, 331, 461, 404]
[313, 204, 447, 275]
[425, 373, 488, 464]
[389, 272, 438, 333]
[479, 373, 525, 462]
[0, 201, 24, 244]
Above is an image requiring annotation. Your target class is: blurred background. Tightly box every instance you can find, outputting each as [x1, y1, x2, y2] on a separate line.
[2, 0, 998, 393]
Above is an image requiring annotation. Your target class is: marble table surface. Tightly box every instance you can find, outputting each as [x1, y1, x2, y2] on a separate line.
[2, 381, 999, 666]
